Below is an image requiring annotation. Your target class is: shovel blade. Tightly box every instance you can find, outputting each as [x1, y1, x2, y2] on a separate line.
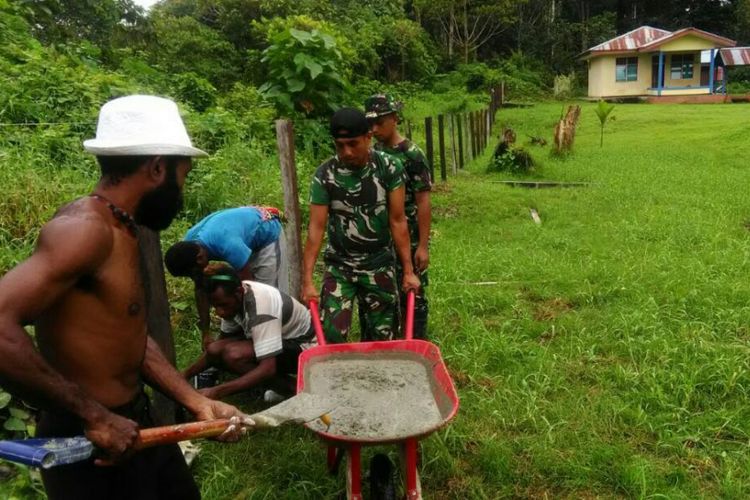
[249, 393, 335, 428]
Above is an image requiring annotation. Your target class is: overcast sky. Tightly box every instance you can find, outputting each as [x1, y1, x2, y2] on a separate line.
[133, 0, 159, 9]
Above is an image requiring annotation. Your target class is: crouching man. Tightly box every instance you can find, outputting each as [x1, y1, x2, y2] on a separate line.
[183, 266, 316, 400]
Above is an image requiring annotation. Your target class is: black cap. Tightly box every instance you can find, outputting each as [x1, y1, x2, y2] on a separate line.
[330, 107, 369, 139]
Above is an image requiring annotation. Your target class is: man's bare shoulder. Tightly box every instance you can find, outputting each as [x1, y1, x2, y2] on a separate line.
[36, 198, 115, 271]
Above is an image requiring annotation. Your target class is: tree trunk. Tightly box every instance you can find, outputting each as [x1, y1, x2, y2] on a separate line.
[550, 0, 556, 62]
[517, 5, 523, 51]
[448, 5, 454, 59]
[553, 105, 581, 154]
[463, 0, 469, 63]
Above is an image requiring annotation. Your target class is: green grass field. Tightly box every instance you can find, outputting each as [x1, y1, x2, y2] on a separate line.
[184, 102, 750, 499]
[5, 101, 750, 499]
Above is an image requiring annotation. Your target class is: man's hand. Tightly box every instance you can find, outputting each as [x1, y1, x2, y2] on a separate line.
[197, 386, 219, 400]
[83, 410, 139, 466]
[201, 331, 214, 352]
[402, 272, 421, 293]
[301, 282, 319, 304]
[203, 263, 226, 276]
[191, 398, 254, 442]
[414, 246, 429, 272]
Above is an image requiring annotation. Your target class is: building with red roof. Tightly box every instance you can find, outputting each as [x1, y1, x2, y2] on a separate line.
[581, 26, 737, 99]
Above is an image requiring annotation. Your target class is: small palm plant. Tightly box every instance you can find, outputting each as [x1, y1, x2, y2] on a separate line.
[594, 99, 615, 147]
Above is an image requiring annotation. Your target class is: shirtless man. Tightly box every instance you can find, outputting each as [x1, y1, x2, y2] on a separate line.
[0, 96, 249, 500]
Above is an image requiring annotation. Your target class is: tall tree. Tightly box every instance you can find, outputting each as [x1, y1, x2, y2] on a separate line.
[415, 0, 519, 63]
[21, 0, 147, 50]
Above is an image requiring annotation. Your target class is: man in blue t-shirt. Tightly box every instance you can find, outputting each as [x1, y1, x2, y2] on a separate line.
[165, 206, 286, 350]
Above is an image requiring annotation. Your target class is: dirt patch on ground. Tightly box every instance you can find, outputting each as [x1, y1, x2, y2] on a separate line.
[431, 183, 453, 194]
[434, 205, 460, 218]
[520, 288, 575, 321]
[482, 315, 503, 330]
[450, 368, 470, 388]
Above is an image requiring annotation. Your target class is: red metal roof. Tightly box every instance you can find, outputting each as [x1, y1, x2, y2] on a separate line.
[587, 26, 671, 53]
[639, 27, 735, 51]
[720, 47, 750, 66]
[582, 26, 736, 59]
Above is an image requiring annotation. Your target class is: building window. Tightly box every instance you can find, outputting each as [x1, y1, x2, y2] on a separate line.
[615, 57, 638, 82]
[670, 54, 694, 80]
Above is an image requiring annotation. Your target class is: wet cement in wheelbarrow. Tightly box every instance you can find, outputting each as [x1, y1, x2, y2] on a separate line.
[304, 356, 444, 440]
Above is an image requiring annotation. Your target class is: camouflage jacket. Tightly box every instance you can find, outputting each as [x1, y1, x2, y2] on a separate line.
[310, 150, 404, 271]
[375, 139, 432, 246]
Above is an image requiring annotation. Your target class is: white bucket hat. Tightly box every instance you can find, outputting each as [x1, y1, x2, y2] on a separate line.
[83, 95, 208, 157]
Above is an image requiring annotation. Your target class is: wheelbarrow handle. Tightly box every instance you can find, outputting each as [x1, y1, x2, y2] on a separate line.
[405, 289, 415, 341]
[309, 290, 416, 344]
[308, 300, 327, 346]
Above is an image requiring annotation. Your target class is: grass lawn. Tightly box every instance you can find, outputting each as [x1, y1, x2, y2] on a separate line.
[4, 101, 750, 499]
[186, 102, 750, 499]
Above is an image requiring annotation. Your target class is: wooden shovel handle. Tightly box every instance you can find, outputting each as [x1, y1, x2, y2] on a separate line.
[134, 418, 232, 450]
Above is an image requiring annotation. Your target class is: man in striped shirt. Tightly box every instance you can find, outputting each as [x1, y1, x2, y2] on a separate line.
[183, 266, 315, 400]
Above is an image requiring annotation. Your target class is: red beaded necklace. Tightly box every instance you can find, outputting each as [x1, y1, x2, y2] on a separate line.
[89, 194, 138, 237]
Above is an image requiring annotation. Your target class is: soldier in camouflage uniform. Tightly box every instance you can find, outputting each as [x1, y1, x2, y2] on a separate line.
[365, 94, 432, 339]
[301, 107, 421, 343]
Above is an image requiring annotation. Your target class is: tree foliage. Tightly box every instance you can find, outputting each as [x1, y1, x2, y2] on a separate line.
[380, 19, 437, 82]
[150, 14, 239, 89]
[259, 27, 347, 117]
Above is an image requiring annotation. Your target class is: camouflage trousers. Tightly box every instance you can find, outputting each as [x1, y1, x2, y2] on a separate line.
[359, 247, 429, 340]
[320, 265, 398, 344]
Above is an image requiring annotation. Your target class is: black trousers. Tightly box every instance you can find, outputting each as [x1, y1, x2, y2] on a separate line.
[37, 392, 200, 500]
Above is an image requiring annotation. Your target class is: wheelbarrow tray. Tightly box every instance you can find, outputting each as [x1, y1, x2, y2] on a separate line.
[297, 339, 459, 445]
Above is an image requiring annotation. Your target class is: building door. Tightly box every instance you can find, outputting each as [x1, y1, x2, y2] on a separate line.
[700, 64, 709, 86]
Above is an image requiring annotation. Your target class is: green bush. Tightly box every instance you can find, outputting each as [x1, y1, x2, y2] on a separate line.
[489, 146, 534, 174]
[378, 19, 437, 82]
[445, 57, 552, 99]
[456, 63, 504, 92]
[496, 51, 551, 98]
[259, 26, 348, 117]
[553, 73, 576, 100]
[150, 14, 239, 89]
[727, 82, 750, 94]
[251, 15, 355, 77]
[171, 72, 217, 112]
[217, 83, 276, 143]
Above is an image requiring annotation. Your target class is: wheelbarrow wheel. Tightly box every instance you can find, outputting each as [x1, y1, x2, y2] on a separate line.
[369, 453, 397, 500]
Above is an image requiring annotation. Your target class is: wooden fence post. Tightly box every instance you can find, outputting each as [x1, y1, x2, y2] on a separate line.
[484, 109, 492, 148]
[425, 117, 434, 180]
[457, 114, 464, 169]
[469, 111, 478, 160]
[478, 111, 483, 152]
[484, 108, 492, 148]
[489, 104, 494, 135]
[477, 109, 487, 154]
[437, 114, 447, 182]
[478, 110, 485, 153]
[500, 81, 505, 107]
[138, 229, 176, 425]
[275, 120, 303, 299]
[449, 114, 458, 175]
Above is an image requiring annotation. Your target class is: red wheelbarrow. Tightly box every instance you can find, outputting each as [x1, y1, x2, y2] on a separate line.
[298, 292, 459, 499]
